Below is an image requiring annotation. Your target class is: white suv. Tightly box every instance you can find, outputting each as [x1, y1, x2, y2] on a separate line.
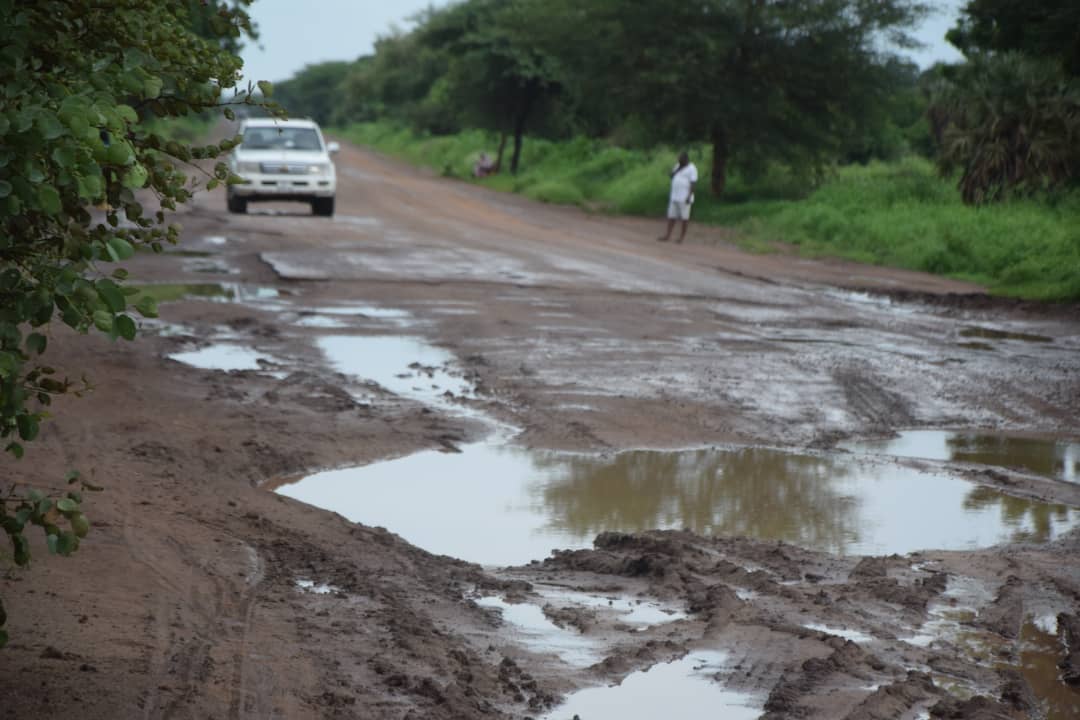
[226, 118, 339, 216]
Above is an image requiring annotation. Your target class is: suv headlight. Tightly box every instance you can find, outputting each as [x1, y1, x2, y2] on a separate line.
[308, 163, 330, 175]
[237, 161, 260, 174]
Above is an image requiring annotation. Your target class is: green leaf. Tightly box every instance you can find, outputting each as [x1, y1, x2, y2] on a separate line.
[56, 531, 78, 556]
[37, 185, 61, 215]
[13, 533, 30, 565]
[65, 470, 80, 483]
[56, 498, 78, 513]
[105, 142, 133, 166]
[0, 629, 7, 648]
[257, 80, 274, 97]
[16, 413, 39, 441]
[35, 112, 64, 140]
[143, 75, 163, 98]
[52, 145, 77, 168]
[106, 236, 135, 261]
[70, 513, 89, 538]
[134, 296, 158, 318]
[92, 310, 113, 333]
[6, 442, 24, 459]
[77, 174, 103, 200]
[26, 333, 46, 355]
[115, 314, 136, 341]
[46, 533, 59, 554]
[0, 180, 11, 198]
[122, 164, 148, 189]
[96, 281, 125, 312]
[116, 104, 138, 123]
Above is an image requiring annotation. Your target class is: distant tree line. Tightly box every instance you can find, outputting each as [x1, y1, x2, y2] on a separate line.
[275, 0, 1079, 204]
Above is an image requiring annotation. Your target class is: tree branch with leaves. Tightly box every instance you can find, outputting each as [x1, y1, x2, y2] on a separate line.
[0, 0, 277, 647]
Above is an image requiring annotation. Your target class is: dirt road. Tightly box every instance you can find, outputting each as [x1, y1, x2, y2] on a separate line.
[2, 141, 1079, 719]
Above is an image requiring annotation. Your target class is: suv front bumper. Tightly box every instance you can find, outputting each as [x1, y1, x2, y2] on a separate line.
[231, 172, 336, 199]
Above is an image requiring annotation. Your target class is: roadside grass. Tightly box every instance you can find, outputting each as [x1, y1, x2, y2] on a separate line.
[335, 122, 1080, 301]
[128, 283, 231, 304]
[144, 112, 217, 143]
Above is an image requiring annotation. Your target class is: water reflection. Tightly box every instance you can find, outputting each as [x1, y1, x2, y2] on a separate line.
[277, 444, 1080, 566]
[948, 434, 1079, 484]
[844, 430, 1080, 483]
[963, 486, 1074, 543]
[534, 448, 859, 552]
[1011, 621, 1080, 720]
[531, 448, 1078, 556]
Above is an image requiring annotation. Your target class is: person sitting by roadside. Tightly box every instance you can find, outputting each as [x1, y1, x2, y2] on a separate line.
[473, 152, 496, 178]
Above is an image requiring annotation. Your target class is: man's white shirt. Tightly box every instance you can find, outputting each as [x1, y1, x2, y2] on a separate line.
[670, 162, 698, 203]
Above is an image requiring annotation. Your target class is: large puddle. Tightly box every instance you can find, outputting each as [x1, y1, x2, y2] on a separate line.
[844, 430, 1080, 483]
[277, 444, 1078, 566]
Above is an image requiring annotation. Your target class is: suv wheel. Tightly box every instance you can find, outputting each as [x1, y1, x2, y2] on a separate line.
[227, 191, 247, 214]
[311, 197, 335, 217]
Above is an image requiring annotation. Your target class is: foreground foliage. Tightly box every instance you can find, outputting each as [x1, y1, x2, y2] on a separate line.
[0, 0, 268, 646]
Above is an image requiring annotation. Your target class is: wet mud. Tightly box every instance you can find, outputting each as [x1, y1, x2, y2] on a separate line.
[1, 139, 1078, 719]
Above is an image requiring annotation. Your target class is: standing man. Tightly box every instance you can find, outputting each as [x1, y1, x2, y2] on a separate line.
[657, 151, 698, 244]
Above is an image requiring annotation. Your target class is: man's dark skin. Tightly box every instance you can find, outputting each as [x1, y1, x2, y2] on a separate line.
[657, 151, 696, 244]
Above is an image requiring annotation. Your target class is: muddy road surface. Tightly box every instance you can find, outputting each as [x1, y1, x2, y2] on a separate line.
[3, 142, 1080, 720]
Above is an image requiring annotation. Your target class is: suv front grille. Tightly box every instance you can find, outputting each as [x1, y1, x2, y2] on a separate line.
[260, 162, 309, 175]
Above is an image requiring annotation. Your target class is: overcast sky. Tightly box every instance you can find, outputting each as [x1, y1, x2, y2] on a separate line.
[240, 0, 966, 84]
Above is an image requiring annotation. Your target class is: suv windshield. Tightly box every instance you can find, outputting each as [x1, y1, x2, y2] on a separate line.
[241, 126, 322, 151]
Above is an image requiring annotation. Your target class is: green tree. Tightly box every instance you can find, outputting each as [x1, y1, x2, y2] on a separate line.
[419, 0, 565, 173]
[541, 0, 929, 195]
[932, 0, 1080, 203]
[0, 0, 270, 646]
[275, 61, 353, 126]
[339, 31, 454, 132]
[947, 0, 1080, 76]
[931, 53, 1080, 204]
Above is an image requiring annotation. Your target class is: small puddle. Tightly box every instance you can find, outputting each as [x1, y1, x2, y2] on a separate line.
[475, 596, 601, 667]
[541, 588, 687, 628]
[803, 623, 873, 644]
[294, 315, 351, 329]
[844, 430, 1080, 483]
[317, 335, 473, 409]
[295, 579, 339, 595]
[277, 445, 1079, 566]
[169, 344, 277, 372]
[540, 651, 760, 720]
[961, 326, 1053, 343]
[311, 305, 412, 320]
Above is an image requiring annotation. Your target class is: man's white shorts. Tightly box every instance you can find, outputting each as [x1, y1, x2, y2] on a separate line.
[667, 200, 691, 220]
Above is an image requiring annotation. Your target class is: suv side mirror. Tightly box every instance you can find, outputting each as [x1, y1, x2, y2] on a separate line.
[326, 141, 340, 154]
